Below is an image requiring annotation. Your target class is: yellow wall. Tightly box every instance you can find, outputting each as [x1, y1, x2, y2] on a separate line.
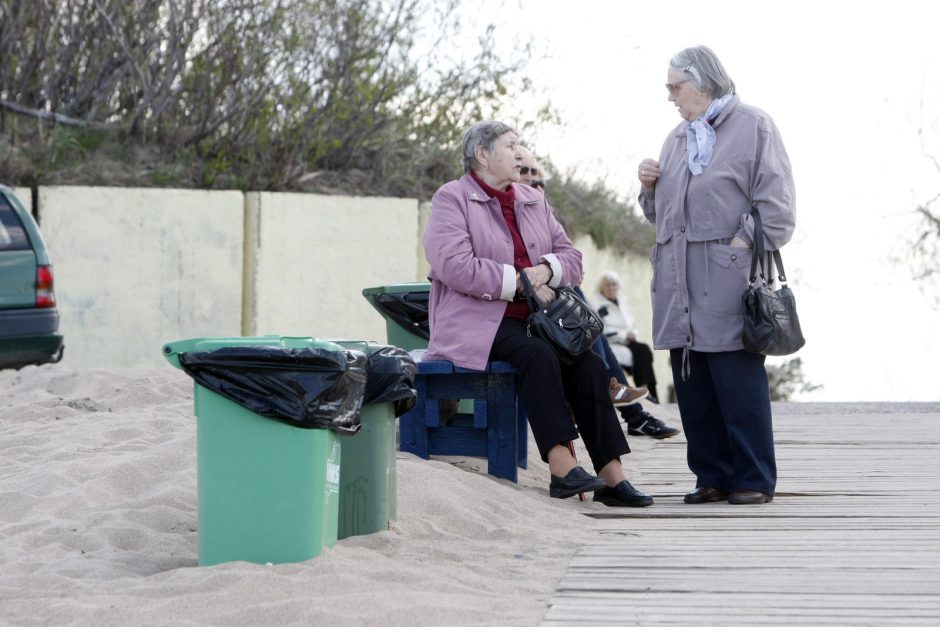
[39, 186, 244, 367]
[247, 192, 420, 344]
[33, 184, 664, 396]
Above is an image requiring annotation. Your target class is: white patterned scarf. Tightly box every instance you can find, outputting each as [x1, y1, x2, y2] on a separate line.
[686, 94, 733, 175]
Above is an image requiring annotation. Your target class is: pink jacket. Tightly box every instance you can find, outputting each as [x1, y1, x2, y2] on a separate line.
[422, 174, 583, 370]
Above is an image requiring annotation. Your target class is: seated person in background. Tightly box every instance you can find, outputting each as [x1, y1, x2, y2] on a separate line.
[592, 271, 661, 404]
[422, 120, 653, 507]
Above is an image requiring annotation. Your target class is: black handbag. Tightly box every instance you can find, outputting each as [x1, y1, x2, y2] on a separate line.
[742, 208, 806, 356]
[519, 272, 604, 364]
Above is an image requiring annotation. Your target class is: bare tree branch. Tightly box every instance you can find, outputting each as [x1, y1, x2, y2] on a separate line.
[0, 97, 110, 128]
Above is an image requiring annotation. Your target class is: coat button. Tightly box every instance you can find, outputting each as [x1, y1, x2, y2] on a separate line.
[680, 226, 686, 233]
[529, 242, 535, 248]
[731, 254, 737, 261]
[684, 307, 689, 313]
[686, 336, 691, 342]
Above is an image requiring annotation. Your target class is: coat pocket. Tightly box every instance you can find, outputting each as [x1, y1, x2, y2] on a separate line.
[704, 243, 752, 315]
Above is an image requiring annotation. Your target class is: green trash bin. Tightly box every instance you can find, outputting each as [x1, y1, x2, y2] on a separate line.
[330, 339, 400, 539]
[362, 283, 430, 351]
[363, 283, 474, 417]
[162, 335, 351, 566]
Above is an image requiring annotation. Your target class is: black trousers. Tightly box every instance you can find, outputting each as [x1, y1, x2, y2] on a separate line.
[670, 348, 776, 495]
[490, 317, 630, 473]
[627, 340, 658, 399]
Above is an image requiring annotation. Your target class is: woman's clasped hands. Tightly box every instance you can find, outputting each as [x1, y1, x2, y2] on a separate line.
[517, 264, 555, 304]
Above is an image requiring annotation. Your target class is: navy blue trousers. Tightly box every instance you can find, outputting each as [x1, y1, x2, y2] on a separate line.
[670, 348, 776, 495]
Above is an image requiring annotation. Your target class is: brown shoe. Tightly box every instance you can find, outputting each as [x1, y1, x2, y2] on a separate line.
[728, 490, 773, 505]
[608, 378, 648, 407]
[684, 486, 729, 504]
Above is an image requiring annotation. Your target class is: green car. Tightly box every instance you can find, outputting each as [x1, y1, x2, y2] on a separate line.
[0, 186, 64, 369]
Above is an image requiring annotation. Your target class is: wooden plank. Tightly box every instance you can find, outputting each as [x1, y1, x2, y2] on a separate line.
[540, 407, 940, 625]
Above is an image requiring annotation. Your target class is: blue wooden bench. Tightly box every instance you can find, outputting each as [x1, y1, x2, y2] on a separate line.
[398, 359, 528, 482]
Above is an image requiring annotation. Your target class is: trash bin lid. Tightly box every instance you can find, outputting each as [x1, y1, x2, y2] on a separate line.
[361, 288, 430, 341]
[164, 337, 368, 431]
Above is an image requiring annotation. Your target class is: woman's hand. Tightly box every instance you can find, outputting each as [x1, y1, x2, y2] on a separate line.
[521, 263, 552, 291]
[535, 284, 555, 304]
[638, 158, 660, 192]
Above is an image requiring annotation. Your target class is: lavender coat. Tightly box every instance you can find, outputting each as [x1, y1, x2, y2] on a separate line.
[422, 174, 583, 370]
[639, 96, 796, 352]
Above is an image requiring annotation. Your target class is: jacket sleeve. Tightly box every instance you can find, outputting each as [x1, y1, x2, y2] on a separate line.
[424, 183, 515, 302]
[539, 198, 582, 288]
[736, 119, 796, 251]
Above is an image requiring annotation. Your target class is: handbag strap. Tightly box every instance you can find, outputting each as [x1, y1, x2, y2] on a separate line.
[748, 208, 790, 288]
[748, 208, 766, 286]
[518, 270, 545, 312]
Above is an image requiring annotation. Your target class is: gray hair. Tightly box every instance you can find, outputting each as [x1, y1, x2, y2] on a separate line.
[598, 270, 621, 292]
[670, 46, 736, 99]
[461, 120, 516, 173]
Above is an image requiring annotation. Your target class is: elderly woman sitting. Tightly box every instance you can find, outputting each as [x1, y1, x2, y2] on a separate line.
[421, 120, 653, 507]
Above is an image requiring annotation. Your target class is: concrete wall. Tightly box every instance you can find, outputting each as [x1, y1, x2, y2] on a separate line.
[39, 187, 244, 367]
[10, 188, 31, 214]
[29, 184, 663, 393]
[244, 192, 420, 344]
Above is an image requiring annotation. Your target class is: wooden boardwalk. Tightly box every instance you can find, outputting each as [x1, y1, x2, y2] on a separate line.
[541, 403, 940, 626]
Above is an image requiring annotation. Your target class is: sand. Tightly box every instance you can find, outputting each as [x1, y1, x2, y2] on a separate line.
[0, 364, 640, 625]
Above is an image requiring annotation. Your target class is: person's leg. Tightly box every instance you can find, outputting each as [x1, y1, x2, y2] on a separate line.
[670, 348, 735, 492]
[561, 349, 630, 474]
[598, 333, 626, 381]
[707, 350, 776, 496]
[489, 318, 579, 464]
[628, 340, 658, 401]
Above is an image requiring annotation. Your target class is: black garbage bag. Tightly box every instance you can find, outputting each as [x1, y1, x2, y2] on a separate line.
[177, 346, 367, 432]
[362, 346, 417, 417]
[374, 292, 430, 340]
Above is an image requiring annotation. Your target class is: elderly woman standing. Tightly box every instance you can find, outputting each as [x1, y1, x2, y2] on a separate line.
[423, 120, 652, 507]
[637, 46, 796, 505]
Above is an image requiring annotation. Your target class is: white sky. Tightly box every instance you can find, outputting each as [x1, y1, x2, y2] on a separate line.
[462, 0, 940, 401]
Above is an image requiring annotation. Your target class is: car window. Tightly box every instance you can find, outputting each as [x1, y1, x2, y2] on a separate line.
[0, 194, 31, 251]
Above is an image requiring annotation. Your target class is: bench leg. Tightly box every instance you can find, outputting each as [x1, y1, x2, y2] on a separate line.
[486, 373, 518, 482]
[399, 375, 430, 459]
[516, 400, 528, 471]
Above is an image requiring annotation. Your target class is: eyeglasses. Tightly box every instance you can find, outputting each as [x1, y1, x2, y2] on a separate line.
[520, 166, 539, 175]
[665, 79, 690, 95]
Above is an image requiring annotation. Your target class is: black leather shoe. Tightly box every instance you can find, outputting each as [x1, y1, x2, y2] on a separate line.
[728, 489, 773, 505]
[684, 486, 730, 504]
[592, 480, 654, 507]
[549, 466, 607, 499]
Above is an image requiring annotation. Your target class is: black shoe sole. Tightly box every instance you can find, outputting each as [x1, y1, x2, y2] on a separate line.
[684, 492, 729, 504]
[550, 480, 606, 499]
[728, 494, 773, 505]
[628, 429, 680, 439]
[593, 494, 654, 508]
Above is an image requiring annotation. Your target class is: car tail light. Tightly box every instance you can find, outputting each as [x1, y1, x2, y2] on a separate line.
[36, 265, 56, 308]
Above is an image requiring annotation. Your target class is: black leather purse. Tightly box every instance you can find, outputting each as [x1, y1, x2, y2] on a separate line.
[742, 208, 806, 356]
[519, 272, 604, 364]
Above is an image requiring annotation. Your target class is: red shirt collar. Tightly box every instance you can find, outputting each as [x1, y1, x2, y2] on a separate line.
[471, 170, 515, 204]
